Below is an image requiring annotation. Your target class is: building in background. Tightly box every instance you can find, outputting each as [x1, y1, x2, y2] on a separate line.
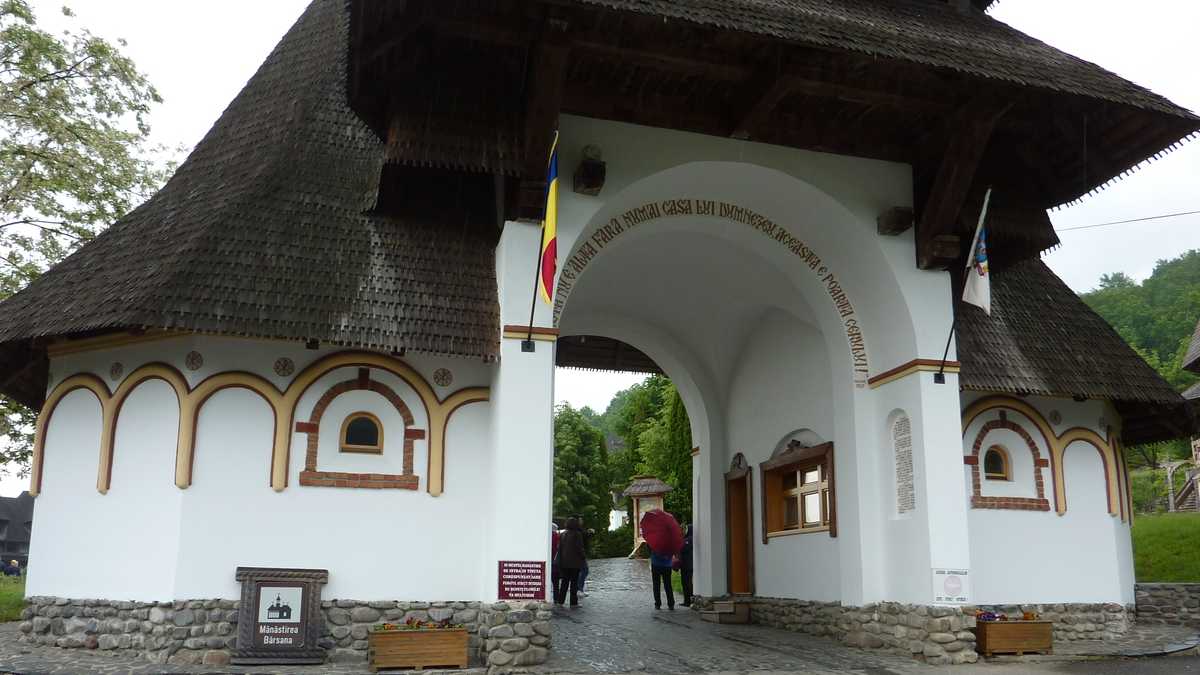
[0, 492, 34, 568]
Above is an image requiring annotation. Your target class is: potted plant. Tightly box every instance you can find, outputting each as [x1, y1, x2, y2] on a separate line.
[368, 617, 469, 672]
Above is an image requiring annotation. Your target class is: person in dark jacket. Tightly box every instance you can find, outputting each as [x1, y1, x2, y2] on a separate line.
[679, 524, 694, 606]
[649, 545, 675, 610]
[555, 518, 586, 607]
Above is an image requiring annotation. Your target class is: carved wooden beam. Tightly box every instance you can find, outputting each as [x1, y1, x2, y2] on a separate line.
[518, 20, 572, 220]
[877, 207, 914, 236]
[731, 74, 794, 140]
[916, 97, 1010, 270]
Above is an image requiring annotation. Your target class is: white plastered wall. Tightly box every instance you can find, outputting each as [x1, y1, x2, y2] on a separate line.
[549, 116, 970, 605]
[961, 392, 1134, 604]
[30, 335, 496, 601]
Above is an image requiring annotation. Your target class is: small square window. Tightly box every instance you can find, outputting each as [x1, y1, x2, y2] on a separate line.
[784, 496, 799, 529]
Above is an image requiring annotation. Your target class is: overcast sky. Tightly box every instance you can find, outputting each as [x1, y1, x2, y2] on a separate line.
[4, 1, 1197, 493]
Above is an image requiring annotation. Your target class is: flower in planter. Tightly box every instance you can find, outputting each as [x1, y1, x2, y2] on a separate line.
[372, 619, 465, 632]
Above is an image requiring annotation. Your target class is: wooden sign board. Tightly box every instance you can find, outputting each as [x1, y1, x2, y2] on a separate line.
[231, 567, 328, 664]
[497, 560, 545, 600]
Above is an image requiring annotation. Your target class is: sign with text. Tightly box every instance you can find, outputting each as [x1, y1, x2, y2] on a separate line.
[931, 568, 970, 605]
[232, 567, 328, 665]
[498, 560, 546, 600]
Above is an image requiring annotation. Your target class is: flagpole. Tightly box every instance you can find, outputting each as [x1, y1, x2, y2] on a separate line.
[522, 231, 545, 353]
[522, 131, 560, 353]
[935, 187, 992, 384]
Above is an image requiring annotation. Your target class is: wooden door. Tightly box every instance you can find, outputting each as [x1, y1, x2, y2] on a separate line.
[726, 469, 754, 595]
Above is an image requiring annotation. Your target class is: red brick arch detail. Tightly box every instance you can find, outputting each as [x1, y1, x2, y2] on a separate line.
[968, 416, 1051, 511]
[296, 372, 424, 490]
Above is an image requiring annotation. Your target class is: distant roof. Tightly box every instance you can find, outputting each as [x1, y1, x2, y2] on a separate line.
[623, 475, 674, 497]
[0, 492, 34, 545]
[0, 0, 500, 406]
[1183, 320, 1200, 374]
[958, 259, 1190, 445]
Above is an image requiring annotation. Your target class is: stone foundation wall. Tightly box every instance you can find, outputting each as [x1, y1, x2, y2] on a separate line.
[18, 596, 551, 671]
[477, 601, 553, 672]
[1135, 583, 1200, 627]
[692, 596, 978, 665]
[974, 603, 1133, 641]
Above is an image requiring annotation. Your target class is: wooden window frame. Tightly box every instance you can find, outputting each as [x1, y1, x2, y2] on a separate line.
[340, 411, 384, 454]
[983, 444, 1010, 481]
[760, 441, 836, 543]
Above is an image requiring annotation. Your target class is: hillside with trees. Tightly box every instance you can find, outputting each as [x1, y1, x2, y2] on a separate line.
[1082, 250, 1200, 471]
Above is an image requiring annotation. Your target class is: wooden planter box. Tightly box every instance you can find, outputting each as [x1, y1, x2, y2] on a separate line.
[974, 620, 1053, 657]
[368, 628, 469, 672]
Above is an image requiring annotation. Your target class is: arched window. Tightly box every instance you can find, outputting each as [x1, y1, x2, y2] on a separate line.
[340, 412, 384, 454]
[983, 445, 1010, 481]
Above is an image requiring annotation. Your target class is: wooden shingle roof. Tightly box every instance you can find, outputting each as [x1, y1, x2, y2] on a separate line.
[0, 0, 500, 406]
[958, 259, 1190, 444]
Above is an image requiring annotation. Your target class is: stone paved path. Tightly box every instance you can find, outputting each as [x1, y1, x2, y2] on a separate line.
[537, 558, 933, 674]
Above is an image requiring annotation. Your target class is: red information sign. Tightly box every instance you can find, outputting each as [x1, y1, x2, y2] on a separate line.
[498, 560, 546, 600]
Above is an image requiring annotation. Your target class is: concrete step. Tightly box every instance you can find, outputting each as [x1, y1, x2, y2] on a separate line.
[700, 601, 751, 624]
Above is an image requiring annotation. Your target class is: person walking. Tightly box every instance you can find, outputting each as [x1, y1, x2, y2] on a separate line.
[650, 544, 675, 610]
[550, 522, 561, 603]
[555, 517, 586, 608]
[577, 524, 594, 597]
[679, 524, 694, 607]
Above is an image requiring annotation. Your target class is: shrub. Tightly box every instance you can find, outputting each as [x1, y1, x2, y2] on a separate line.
[590, 522, 633, 559]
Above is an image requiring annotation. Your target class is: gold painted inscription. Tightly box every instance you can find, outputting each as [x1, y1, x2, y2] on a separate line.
[554, 199, 870, 388]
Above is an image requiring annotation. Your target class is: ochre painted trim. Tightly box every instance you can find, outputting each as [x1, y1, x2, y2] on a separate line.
[502, 325, 560, 336]
[181, 371, 282, 490]
[868, 359, 961, 389]
[101, 364, 189, 494]
[339, 411, 384, 454]
[31, 374, 109, 496]
[502, 326, 559, 342]
[46, 330, 187, 357]
[36, 351, 490, 498]
[432, 388, 490, 497]
[962, 396, 1120, 517]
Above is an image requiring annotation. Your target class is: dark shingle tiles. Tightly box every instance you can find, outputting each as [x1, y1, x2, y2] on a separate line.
[572, 0, 1197, 120]
[0, 0, 500, 371]
[958, 258, 1183, 408]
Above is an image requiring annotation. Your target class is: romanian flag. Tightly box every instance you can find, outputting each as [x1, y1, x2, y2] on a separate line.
[538, 132, 559, 303]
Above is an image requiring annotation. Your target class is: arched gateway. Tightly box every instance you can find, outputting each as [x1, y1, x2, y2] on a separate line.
[0, 0, 1194, 667]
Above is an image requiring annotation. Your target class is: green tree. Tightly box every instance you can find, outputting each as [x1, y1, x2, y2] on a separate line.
[0, 1, 171, 470]
[552, 404, 611, 535]
[636, 384, 693, 522]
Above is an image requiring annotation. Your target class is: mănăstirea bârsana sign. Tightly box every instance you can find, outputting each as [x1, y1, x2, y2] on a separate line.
[231, 567, 328, 664]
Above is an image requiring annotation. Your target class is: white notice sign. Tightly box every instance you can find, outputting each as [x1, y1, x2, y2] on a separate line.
[931, 568, 970, 605]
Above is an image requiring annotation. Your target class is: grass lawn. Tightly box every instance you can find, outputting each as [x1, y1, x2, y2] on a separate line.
[0, 575, 25, 622]
[1133, 512, 1200, 582]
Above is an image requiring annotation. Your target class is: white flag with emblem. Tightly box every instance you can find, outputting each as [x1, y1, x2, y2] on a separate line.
[962, 188, 993, 316]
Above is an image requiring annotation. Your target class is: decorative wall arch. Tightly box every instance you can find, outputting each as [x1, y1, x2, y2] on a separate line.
[1057, 428, 1118, 516]
[102, 364, 189, 493]
[961, 396, 1120, 517]
[33, 350, 489, 498]
[294, 371, 423, 490]
[965, 412, 1050, 511]
[180, 371, 282, 489]
[30, 374, 109, 495]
